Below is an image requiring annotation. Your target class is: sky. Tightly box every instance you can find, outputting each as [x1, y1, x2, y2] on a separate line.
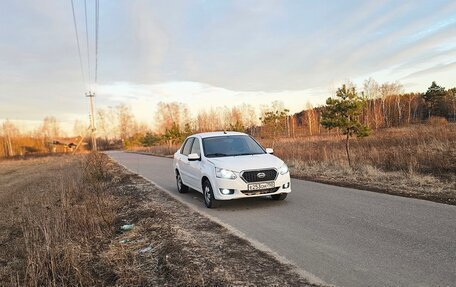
[1, 0, 455, 133]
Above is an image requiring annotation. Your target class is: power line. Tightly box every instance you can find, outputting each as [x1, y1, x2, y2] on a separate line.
[70, 0, 86, 85]
[84, 0, 91, 82]
[70, 0, 99, 151]
[94, 0, 100, 83]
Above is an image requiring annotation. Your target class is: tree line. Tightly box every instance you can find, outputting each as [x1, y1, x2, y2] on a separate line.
[121, 80, 455, 147]
[290, 80, 455, 138]
[1, 80, 455, 157]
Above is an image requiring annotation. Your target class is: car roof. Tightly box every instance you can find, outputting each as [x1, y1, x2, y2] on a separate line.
[191, 131, 248, 139]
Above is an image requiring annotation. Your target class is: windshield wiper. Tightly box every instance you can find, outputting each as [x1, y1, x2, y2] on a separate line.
[233, 152, 263, 156]
[205, 153, 229, 158]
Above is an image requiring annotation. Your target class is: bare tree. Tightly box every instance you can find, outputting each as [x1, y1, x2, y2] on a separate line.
[196, 110, 208, 132]
[208, 108, 222, 131]
[155, 102, 175, 133]
[221, 106, 233, 129]
[363, 78, 381, 129]
[73, 119, 88, 137]
[39, 117, 61, 140]
[1, 120, 19, 157]
[222, 106, 249, 131]
[134, 122, 150, 135]
[363, 78, 380, 129]
[155, 102, 191, 134]
[193, 104, 257, 133]
[238, 104, 257, 128]
[96, 109, 109, 141]
[380, 82, 403, 127]
[117, 104, 137, 141]
[405, 93, 417, 124]
[305, 102, 315, 136]
[106, 107, 119, 139]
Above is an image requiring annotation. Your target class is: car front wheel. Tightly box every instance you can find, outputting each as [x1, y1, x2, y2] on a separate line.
[176, 171, 189, 193]
[271, 193, 287, 201]
[203, 180, 219, 208]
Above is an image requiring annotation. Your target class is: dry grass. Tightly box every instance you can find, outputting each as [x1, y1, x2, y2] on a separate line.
[261, 124, 456, 204]
[288, 160, 456, 204]
[0, 154, 319, 287]
[0, 154, 119, 286]
[261, 124, 456, 177]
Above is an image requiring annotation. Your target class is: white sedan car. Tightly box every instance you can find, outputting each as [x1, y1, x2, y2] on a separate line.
[173, 131, 291, 208]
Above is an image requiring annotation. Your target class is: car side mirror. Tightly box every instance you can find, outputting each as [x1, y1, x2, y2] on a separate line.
[265, 148, 274, 154]
[188, 153, 201, 161]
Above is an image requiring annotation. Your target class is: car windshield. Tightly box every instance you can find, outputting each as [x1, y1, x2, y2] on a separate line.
[202, 135, 265, 158]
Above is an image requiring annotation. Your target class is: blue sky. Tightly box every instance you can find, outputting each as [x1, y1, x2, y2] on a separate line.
[1, 0, 455, 131]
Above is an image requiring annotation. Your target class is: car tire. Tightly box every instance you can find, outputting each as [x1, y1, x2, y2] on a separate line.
[271, 193, 287, 201]
[176, 171, 189, 193]
[203, 180, 219, 208]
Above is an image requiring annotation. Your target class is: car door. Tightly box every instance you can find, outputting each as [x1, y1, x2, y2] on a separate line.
[178, 137, 194, 185]
[186, 138, 203, 190]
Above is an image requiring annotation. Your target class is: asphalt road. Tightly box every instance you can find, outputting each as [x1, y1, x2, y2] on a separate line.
[107, 151, 456, 287]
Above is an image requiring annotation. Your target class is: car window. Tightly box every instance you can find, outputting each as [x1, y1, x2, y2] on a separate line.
[202, 135, 265, 157]
[190, 138, 201, 156]
[181, 138, 194, 156]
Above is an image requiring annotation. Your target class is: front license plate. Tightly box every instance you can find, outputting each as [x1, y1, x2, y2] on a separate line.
[248, 181, 275, 191]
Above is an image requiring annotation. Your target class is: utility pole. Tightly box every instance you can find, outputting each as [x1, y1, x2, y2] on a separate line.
[85, 91, 97, 151]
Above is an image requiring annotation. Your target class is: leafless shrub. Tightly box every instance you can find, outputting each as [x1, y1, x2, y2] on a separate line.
[83, 152, 111, 181]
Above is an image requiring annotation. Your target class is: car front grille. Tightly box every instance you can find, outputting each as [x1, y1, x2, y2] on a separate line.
[241, 187, 280, 196]
[241, 169, 277, 183]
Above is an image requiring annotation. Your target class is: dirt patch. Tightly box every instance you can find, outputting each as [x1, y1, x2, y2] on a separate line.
[0, 154, 321, 286]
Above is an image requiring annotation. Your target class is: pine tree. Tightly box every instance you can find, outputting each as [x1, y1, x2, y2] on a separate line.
[321, 84, 371, 166]
[260, 108, 289, 146]
[423, 81, 446, 118]
[164, 122, 182, 145]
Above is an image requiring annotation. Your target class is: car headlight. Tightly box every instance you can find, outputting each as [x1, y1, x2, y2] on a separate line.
[215, 167, 237, 179]
[279, 164, 289, 175]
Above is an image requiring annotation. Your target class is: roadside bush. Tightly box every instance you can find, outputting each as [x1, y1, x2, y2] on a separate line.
[141, 132, 161, 146]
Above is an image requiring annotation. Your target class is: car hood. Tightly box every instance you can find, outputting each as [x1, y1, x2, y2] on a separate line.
[206, 154, 284, 172]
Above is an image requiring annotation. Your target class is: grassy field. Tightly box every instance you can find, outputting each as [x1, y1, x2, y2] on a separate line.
[0, 154, 320, 286]
[263, 124, 456, 176]
[262, 124, 456, 204]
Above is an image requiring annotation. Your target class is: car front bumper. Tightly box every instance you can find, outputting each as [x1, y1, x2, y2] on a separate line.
[212, 172, 291, 200]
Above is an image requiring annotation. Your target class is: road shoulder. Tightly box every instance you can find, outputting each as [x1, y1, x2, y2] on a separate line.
[107, 153, 327, 286]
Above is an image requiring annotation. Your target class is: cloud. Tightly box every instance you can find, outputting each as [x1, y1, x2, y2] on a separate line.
[401, 61, 456, 80]
[1, 0, 456, 128]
